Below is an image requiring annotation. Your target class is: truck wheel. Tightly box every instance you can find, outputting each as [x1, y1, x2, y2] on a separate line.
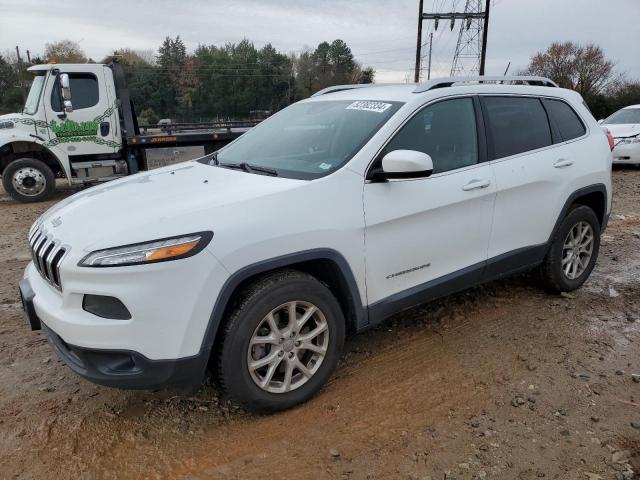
[540, 205, 601, 293]
[217, 270, 345, 413]
[2, 158, 55, 203]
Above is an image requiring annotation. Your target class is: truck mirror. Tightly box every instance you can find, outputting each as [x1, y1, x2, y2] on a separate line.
[60, 73, 72, 101]
[63, 100, 74, 113]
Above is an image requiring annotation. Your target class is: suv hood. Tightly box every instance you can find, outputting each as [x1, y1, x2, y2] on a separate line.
[605, 123, 640, 138]
[35, 161, 304, 252]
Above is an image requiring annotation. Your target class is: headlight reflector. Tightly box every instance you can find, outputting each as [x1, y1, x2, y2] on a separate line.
[79, 232, 212, 267]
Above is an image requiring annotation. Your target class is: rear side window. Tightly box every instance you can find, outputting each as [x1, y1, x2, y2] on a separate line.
[543, 98, 586, 141]
[51, 73, 99, 111]
[483, 96, 552, 159]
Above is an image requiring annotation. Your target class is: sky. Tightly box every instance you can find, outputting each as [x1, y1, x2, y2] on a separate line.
[1, 0, 639, 83]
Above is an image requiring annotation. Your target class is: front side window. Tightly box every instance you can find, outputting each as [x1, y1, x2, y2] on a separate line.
[543, 98, 586, 141]
[51, 73, 99, 112]
[603, 108, 640, 125]
[379, 97, 478, 174]
[23, 74, 46, 115]
[212, 100, 403, 180]
[483, 96, 552, 159]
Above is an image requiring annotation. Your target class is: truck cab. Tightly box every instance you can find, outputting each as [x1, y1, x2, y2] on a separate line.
[0, 62, 256, 203]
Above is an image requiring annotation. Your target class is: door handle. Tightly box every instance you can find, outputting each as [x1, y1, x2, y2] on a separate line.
[100, 121, 110, 137]
[462, 178, 491, 191]
[554, 158, 574, 168]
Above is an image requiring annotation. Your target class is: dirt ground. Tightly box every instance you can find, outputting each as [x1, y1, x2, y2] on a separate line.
[1, 168, 639, 480]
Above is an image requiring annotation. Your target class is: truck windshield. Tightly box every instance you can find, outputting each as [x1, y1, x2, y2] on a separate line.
[212, 100, 403, 179]
[23, 74, 46, 115]
[603, 108, 640, 125]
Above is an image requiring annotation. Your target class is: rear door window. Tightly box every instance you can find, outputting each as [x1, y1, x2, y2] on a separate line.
[483, 96, 552, 160]
[543, 98, 586, 141]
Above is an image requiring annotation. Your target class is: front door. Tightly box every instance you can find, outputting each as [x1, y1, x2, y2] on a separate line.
[42, 66, 117, 156]
[363, 96, 496, 320]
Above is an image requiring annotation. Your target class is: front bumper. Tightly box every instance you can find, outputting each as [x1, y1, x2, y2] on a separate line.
[612, 142, 640, 164]
[42, 322, 210, 389]
[19, 277, 210, 389]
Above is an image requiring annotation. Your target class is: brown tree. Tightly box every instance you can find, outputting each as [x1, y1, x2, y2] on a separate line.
[526, 42, 619, 99]
[44, 40, 87, 63]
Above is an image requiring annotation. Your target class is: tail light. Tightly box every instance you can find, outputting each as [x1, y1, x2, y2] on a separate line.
[603, 128, 615, 151]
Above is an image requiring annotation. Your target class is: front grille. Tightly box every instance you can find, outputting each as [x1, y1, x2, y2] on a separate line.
[28, 226, 68, 290]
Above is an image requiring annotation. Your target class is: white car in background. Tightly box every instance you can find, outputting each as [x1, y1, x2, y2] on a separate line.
[601, 105, 640, 166]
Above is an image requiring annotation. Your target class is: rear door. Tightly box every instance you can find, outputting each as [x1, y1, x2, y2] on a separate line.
[482, 95, 581, 267]
[363, 96, 496, 313]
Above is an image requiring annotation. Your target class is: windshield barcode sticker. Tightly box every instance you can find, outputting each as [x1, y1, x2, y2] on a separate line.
[346, 101, 392, 113]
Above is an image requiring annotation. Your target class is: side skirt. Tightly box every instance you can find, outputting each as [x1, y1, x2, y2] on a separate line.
[364, 243, 548, 329]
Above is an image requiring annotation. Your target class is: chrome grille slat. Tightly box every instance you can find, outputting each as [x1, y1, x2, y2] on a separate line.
[34, 236, 49, 273]
[28, 226, 68, 291]
[42, 242, 56, 279]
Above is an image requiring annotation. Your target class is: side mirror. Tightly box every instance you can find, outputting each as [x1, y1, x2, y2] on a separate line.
[63, 100, 73, 113]
[60, 73, 71, 101]
[380, 150, 434, 179]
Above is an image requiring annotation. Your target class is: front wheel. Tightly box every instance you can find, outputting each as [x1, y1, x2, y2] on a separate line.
[2, 158, 55, 203]
[540, 205, 601, 292]
[217, 270, 345, 413]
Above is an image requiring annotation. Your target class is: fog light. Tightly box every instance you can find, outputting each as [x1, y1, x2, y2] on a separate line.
[83, 295, 131, 320]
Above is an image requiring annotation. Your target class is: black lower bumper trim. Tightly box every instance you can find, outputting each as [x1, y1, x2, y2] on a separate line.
[19, 278, 41, 331]
[42, 323, 210, 390]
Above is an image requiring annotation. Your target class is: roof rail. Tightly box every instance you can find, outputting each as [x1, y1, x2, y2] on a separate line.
[311, 83, 405, 97]
[413, 76, 558, 93]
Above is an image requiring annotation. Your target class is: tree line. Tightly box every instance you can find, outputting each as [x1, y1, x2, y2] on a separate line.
[1, 38, 638, 122]
[0, 37, 374, 123]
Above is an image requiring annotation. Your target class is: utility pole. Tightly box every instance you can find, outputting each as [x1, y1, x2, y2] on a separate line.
[427, 32, 433, 80]
[479, 0, 491, 75]
[26, 49, 31, 64]
[414, 0, 424, 83]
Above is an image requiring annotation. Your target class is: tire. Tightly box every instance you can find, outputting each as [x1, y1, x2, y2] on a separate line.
[217, 269, 345, 413]
[2, 158, 55, 203]
[540, 205, 601, 293]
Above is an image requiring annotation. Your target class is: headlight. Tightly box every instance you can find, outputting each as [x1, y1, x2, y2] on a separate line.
[79, 232, 213, 267]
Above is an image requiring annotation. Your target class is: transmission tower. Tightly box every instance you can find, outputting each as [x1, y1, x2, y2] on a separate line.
[450, 0, 484, 76]
[416, 0, 491, 82]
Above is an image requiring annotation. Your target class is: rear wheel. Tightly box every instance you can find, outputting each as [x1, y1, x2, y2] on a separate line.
[2, 158, 55, 203]
[540, 205, 600, 292]
[217, 270, 345, 413]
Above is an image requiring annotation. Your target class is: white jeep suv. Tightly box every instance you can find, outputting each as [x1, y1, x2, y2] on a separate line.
[20, 76, 612, 412]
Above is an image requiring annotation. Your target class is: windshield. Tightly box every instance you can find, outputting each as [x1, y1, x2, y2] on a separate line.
[23, 74, 46, 115]
[603, 108, 640, 125]
[211, 100, 403, 179]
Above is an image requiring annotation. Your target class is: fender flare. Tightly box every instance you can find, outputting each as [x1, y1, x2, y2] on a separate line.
[0, 137, 71, 181]
[198, 248, 366, 354]
[547, 183, 609, 242]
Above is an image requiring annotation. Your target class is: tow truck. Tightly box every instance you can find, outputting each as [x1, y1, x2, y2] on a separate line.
[0, 61, 259, 202]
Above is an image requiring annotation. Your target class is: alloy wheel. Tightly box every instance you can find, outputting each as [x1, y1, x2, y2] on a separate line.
[247, 301, 329, 394]
[561, 220, 594, 280]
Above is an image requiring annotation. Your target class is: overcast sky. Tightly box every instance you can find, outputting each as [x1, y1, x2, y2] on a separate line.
[1, 0, 638, 83]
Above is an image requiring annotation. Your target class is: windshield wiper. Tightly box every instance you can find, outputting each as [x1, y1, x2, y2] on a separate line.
[218, 161, 278, 176]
